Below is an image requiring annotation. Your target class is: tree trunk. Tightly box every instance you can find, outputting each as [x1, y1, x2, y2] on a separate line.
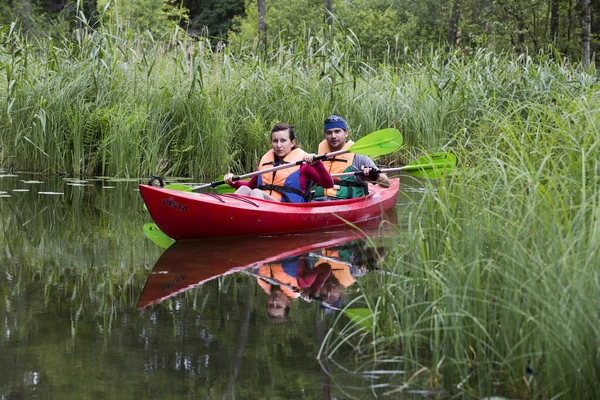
[258, 0, 266, 46]
[324, 0, 333, 28]
[447, 0, 462, 47]
[516, 21, 525, 54]
[20, 0, 32, 31]
[550, 0, 559, 44]
[82, 0, 99, 28]
[580, 0, 591, 67]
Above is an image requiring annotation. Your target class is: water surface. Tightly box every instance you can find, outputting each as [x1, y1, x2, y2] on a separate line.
[0, 173, 425, 399]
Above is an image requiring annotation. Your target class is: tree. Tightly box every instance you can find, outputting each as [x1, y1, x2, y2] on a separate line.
[324, 0, 332, 28]
[580, 0, 591, 67]
[182, 0, 244, 39]
[447, 0, 461, 47]
[258, 0, 265, 45]
[96, 0, 188, 37]
[549, 0, 559, 44]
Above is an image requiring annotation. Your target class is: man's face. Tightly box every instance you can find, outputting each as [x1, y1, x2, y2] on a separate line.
[324, 128, 349, 151]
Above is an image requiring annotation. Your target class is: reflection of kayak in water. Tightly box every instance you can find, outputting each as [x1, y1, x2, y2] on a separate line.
[138, 179, 399, 240]
[137, 211, 396, 309]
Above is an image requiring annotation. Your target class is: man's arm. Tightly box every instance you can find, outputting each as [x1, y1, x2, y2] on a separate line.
[353, 154, 389, 186]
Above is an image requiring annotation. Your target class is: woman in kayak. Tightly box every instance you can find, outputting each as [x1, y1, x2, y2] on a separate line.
[223, 123, 333, 202]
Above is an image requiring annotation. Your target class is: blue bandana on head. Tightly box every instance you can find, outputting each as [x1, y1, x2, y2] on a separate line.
[324, 115, 347, 132]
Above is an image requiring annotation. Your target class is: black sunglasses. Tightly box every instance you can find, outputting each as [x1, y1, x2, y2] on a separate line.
[324, 117, 344, 123]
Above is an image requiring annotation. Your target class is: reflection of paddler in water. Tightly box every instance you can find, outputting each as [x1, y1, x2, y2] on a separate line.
[254, 240, 387, 319]
[255, 257, 301, 322]
[255, 255, 333, 322]
[312, 241, 387, 309]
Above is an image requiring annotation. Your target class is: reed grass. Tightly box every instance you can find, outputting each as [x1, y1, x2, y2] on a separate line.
[3, 25, 593, 180]
[321, 82, 600, 397]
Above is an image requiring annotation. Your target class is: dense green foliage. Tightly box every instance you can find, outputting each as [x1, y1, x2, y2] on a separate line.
[1, 0, 598, 62]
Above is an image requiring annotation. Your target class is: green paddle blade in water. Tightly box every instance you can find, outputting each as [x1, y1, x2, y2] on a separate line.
[348, 128, 403, 156]
[143, 223, 175, 249]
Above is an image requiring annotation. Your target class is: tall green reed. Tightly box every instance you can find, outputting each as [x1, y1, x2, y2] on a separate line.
[8, 24, 593, 178]
[321, 82, 600, 397]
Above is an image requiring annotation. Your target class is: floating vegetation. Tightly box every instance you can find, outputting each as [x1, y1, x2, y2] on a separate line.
[38, 192, 64, 195]
[0, 174, 19, 178]
[106, 178, 143, 183]
[0, 194, 10, 198]
[21, 180, 44, 184]
[12, 189, 29, 192]
[166, 177, 195, 181]
[63, 179, 89, 184]
[102, 186, 116, 189]
[66, 183, 92, 187]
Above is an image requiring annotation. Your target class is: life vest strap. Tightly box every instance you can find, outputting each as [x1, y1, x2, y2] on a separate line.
[258, 184, 306, 203]
[331, 179, 369, 199]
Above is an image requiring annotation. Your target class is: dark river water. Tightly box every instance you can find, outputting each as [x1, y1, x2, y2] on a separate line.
[0, 173, 425, 399]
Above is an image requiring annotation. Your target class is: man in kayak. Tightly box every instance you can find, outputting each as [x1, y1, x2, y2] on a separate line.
[312, 116, 390, 201]
[224, 123, 333, 202]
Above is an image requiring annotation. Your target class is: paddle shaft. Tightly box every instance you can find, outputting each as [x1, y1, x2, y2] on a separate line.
[241, 269, 341, 311]
[192, 148, 349, 192]
[332, 166, 417, 178]
[332, 153, 456, 178]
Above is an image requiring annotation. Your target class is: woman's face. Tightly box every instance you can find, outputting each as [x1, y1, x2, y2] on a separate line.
[271, 129, 295, 158]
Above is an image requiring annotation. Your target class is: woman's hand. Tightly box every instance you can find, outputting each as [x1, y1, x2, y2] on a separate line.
[223, 173, 234, 185]
[303, 153, 317, 165]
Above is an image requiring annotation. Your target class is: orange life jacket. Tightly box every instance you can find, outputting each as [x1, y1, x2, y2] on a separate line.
[313, 140, 367, 199]
[256, 263, 300, 298]
[315, 249, 356, 288]
[256, 148, 308, 202]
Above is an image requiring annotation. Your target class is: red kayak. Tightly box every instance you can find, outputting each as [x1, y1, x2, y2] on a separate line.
[139, 178, 399, 240]
[137, 213, 396, 309]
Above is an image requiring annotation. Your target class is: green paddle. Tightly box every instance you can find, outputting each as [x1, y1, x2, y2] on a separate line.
[331, 152, 456, 180]
[191, 128, 403, 192]
[143, 223, 175, 249]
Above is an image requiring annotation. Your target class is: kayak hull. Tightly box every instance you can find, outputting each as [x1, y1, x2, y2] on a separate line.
[139, 178, 399, 240]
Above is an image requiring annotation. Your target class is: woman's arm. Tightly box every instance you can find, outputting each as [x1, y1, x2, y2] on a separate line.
[224, 174, 258, 189]
[302, 161, 334, 188]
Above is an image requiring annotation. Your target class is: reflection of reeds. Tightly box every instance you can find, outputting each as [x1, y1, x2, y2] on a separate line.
[321, 84, 600, 397]
[1, 178, 163, 321]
